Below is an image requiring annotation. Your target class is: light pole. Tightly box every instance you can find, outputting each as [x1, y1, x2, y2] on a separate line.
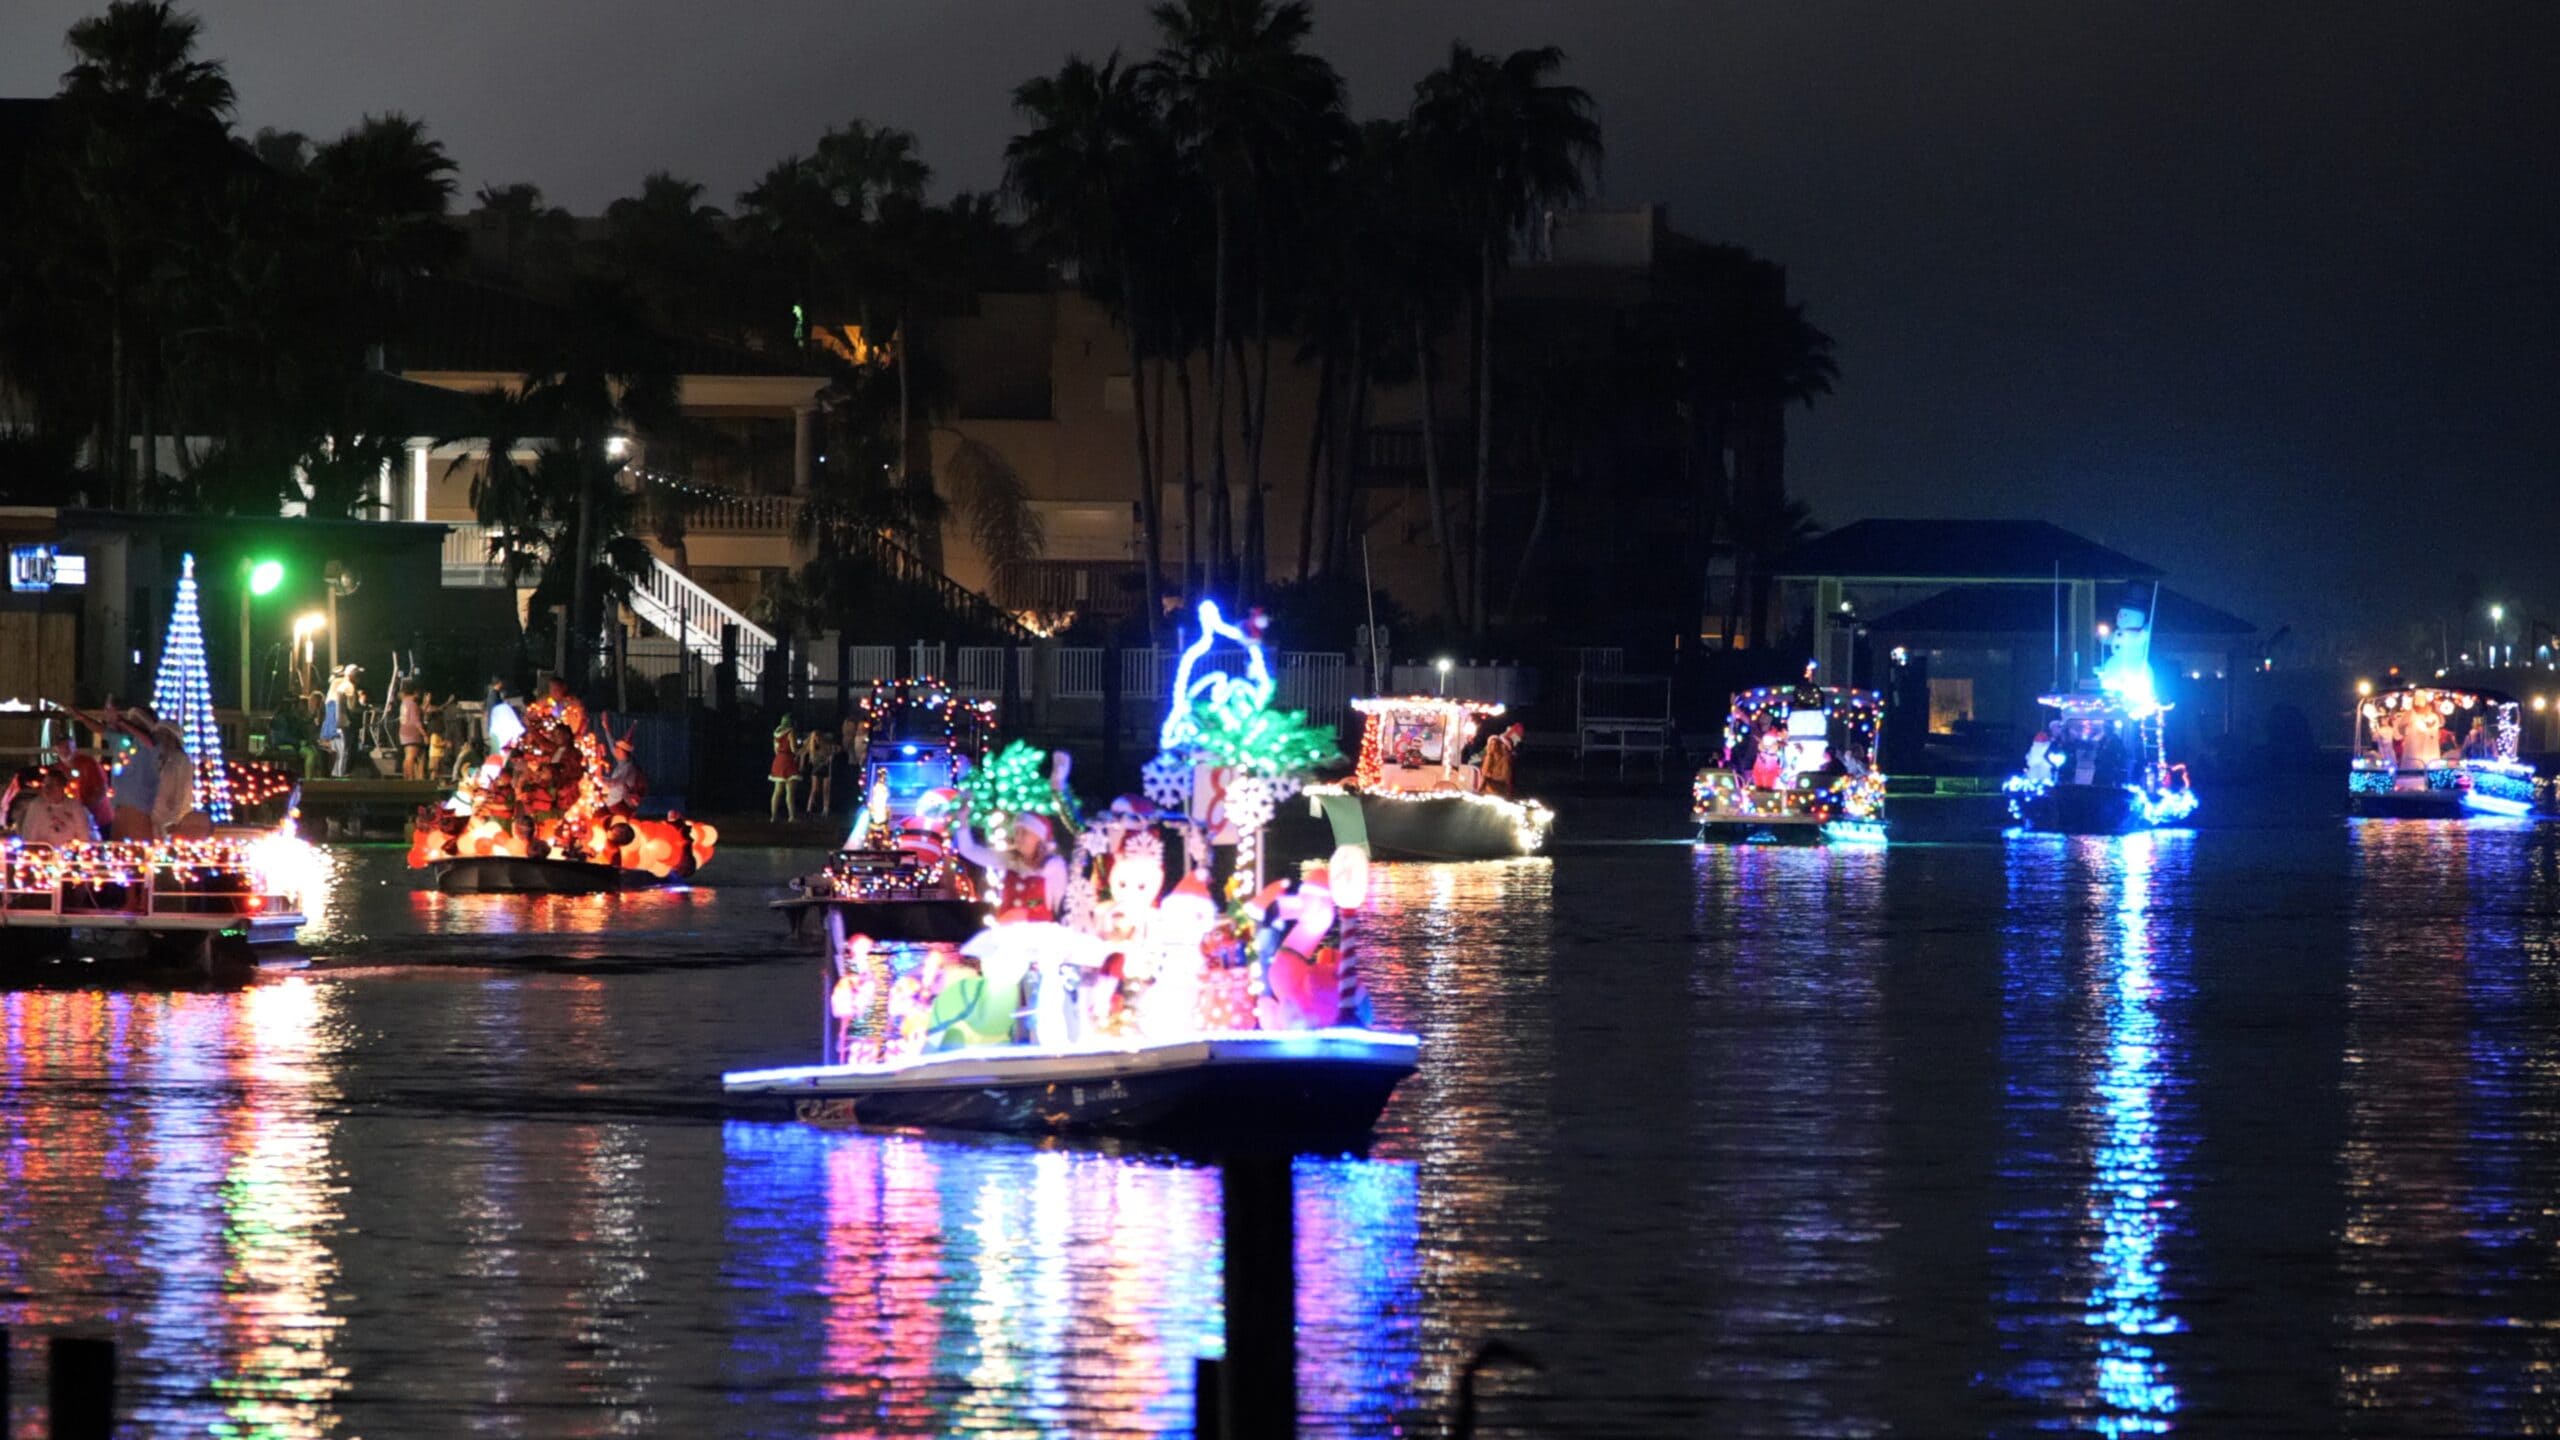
[240, 557, 283, 712]
[2489, 604, 2505, 671]
[1434, 656, 1453, 697]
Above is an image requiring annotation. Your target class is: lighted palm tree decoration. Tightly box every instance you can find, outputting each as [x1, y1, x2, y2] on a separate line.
[1412, 43, 1602, 636]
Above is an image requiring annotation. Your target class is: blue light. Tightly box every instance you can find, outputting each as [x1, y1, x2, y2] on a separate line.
[1158, 599, 1274, 753]
[899, 743, 919, 757]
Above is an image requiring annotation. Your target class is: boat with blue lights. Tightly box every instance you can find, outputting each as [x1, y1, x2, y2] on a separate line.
[1692, 671, 1885, 843]
[776, 679, 996, 947]
[1304, 696, 1552, 860]
[727, 601, 1421, 1146]
[2005, 601, 2197, 834]
[2348, 684, 2532, 818]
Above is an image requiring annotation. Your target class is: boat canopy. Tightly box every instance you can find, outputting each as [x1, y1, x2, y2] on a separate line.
[1349, 696, 1507, 795]
[2356, 684, 2520, 765]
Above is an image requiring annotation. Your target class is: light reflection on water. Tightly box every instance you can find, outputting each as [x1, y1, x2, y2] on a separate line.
[1992, 830, 2193, 1437]
[6, 815, 2560, 1434]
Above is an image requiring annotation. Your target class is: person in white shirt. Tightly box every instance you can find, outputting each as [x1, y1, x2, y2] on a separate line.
[16, 768, 100, 845]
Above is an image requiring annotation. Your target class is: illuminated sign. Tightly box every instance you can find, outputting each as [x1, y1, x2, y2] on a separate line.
[9, 544, 84, 592]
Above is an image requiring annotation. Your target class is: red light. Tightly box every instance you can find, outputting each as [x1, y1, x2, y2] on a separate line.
[245, 896, 264, 912]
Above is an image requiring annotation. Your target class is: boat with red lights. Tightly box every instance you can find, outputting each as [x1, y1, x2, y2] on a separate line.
[1692, 672, 1885, 843]
[2348, 684, 2532, 818]
[1, 830, 312, 967]
[1304, 696, 1551, 860]
[409, 691, 714, 894]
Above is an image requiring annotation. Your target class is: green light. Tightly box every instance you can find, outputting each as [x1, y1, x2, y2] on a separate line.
[249, 559, 285, 596]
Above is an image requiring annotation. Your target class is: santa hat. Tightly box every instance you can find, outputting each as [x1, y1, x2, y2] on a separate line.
[1164, 871, 1214, 912]
[1011, 813, 1054, 843]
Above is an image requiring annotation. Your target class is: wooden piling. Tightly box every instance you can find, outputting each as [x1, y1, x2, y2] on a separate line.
[1221, 1152, 1295, 1440]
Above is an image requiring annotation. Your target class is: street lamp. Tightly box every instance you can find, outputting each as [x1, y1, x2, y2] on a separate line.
[241, 557, 284, 712]
[1434, 656, 1453, 697]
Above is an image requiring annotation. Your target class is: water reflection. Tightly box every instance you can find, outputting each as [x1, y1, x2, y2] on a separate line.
[0, 980, 348, 1437]
[1686, 843, 1891, 1433]
[2339, 821, 2560, 1428]
[720, 1124, 1420, 1437]
[1993, 831, 2193, 1435]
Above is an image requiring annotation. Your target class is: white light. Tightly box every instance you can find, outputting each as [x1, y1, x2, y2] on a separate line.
[606, 435, 632, 460]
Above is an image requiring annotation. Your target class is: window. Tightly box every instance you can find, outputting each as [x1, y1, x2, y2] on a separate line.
[1928, 677, 1975, 735]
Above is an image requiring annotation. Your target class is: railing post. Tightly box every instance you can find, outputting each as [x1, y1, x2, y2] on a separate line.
[717, 624, 738, 715]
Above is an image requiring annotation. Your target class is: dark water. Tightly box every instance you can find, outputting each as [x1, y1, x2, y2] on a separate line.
[5, 800, 2560, 1436]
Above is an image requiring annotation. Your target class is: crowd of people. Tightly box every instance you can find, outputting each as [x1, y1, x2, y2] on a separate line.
[2, 702, 206, 846]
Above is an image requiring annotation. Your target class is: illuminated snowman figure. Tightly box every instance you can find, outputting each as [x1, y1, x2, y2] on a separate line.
[1782, 705, 1831, 780]
[2095, 604, 2159, 718]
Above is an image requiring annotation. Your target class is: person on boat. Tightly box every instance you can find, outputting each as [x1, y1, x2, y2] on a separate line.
[145, 722, 202, 837]
[1084, 824, 1168, 1036]
[2461, 720, 2495, 761]
[56, 724, 115, 837]
[104, 704, 164, 839]
[2024, 729, 2055, 787]
[1480, 724, 1523, 799]
[484, 687, 525, 755]
[14, 767, 98, 846]
[602, 734, 648, 814]
[769, 719, 800, 822]
[956, 810, 1069, 922]
[1750, 722, 1787, 790]
[2091, 724, 2129, 788]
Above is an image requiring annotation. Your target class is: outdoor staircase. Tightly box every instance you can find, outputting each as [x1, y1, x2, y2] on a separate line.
[628, 556, 792, 690]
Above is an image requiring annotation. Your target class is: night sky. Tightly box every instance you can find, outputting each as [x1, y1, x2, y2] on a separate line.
[7, 1, 2553, 646]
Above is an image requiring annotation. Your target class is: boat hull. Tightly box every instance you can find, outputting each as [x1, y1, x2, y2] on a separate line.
[2347, 790, 2468, 820]
[1321, 791, 1546, 861]
[773, 895, 987, 945]
[431, 857, 663, 894]
[724, 1031, 1418, 1144]
[2017, 784, 2145, 835]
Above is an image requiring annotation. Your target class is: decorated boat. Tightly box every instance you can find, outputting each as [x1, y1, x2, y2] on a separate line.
[725, 600, 1419, 1145]
[1692, 670, 1885, 843]
[2004, 601, 2197, 834]
[1303, 696, 1551, 861]
[2348, 684, 2532, 818]
[1, 828, 314, 968]
[408, 688, 714, 893]
[776, 680, 998, 947]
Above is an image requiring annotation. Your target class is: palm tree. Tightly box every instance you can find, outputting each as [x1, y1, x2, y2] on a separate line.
[1008, 52, 1172, 635]
[61, 0, 233, 114]
[58, 0, 237, 504]
[458, 281, 678, 690]
[468, 182, 579, 290]
[602, 171, 735, 339]
[1144, 0, 1342, 601]
[1411, 43, 1601, 636]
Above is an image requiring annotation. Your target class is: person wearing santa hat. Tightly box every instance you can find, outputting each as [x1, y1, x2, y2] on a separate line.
[955, 805, 1069, 922]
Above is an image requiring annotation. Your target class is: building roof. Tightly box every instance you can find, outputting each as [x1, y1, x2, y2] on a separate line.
[387, 275, 822, 381]
[1867, 583, 2256, 638]
[1770, 519, 2163, 583]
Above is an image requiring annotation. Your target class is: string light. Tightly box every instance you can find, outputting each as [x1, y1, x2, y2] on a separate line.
[151, 554, 234, 822]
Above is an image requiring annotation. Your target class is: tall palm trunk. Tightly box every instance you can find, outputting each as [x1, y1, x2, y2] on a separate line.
[569, 451, 594, 691]
[1121, 261, 1166, 647]
[1206, 193, 1232, 599]
[1243, 222, 1276, 598]
[107, 309, 130, 503]
[1470, 241, 1495, 638]
[1230, 334, 1262, 601]
[1177, 359, 1201, 603]
[895, 313, 912, 481]
[1296, 347, 1336, 583]
[1502, 449, 1554, 627]
[1331, 348, 1373, 573]
[1415, 319, 1462, 623]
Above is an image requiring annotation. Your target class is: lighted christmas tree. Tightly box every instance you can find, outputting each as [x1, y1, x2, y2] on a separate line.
[150, 552, 234, 822]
